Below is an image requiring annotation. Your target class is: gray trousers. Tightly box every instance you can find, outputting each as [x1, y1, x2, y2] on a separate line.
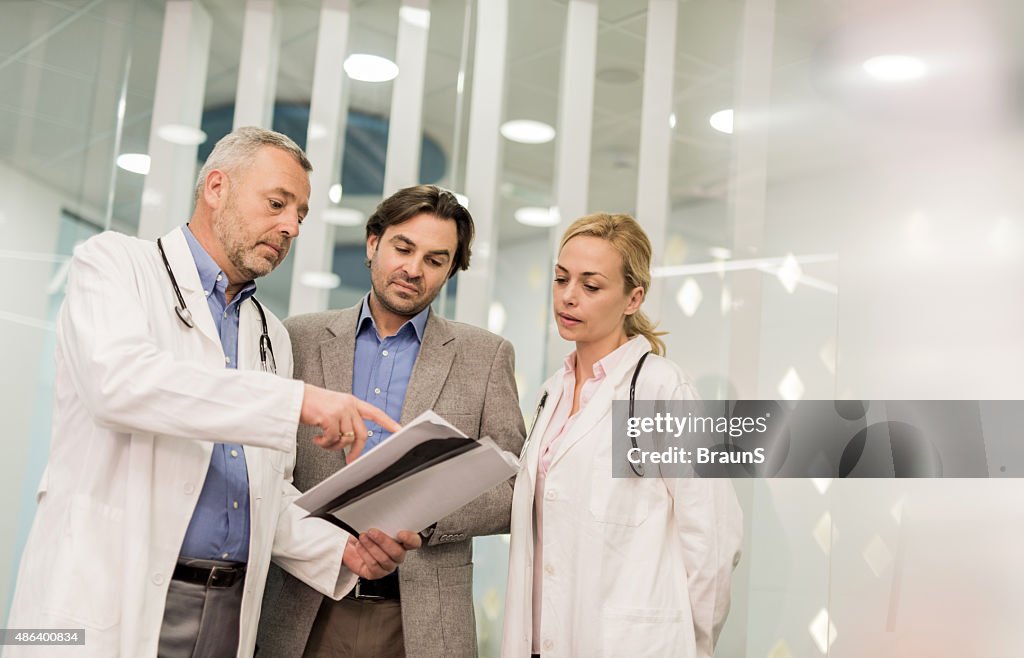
[157, 559, 246, 658]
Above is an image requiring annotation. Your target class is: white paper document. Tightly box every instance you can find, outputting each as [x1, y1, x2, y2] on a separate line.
[294, 410, 520, 537]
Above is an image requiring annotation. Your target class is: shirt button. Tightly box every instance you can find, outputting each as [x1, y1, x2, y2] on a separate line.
[545, 490, 556, 500]
[544, 564, 555, 576]
[216, 274, 222, 282]
[374, 387, 381, 395]
[152, 573, 164, 585]
[543, 640, 554, 651]
[225, 356, 230, 364]
[221, 552, 229, 559]
[367, 431, 374, 437]
[223, 311, 228, 319]
[183, 482, 195, 494]
[230, 449, 238, 458]
[381, 349, 389, 357]
[232, 500, 239, 509]
[204, 290, 210, 297]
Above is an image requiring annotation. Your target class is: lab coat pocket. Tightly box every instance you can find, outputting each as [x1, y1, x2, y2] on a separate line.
[588, 466, 651, 526]
[602, 606, 690, 657]
[46, 495, 124, 630]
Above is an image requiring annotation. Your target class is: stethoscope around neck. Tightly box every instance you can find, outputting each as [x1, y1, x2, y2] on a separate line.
[157, 237, 276, 374]
[520, 350, 651, 477]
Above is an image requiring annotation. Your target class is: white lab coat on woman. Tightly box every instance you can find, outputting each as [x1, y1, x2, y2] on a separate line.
[502, 336, 743, 658]
[5, 228, 357, 657]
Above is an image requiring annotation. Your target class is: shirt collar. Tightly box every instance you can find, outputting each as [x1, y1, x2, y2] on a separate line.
[562, 338, 635, 381]
[181, 225, 256, 303]
[357, 294, 430, 342]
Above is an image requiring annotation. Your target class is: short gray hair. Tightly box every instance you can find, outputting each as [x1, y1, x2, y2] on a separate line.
[193, 126, 312, 202]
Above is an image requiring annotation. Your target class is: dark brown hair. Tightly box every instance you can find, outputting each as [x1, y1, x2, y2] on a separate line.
[365, 185, 474, 279]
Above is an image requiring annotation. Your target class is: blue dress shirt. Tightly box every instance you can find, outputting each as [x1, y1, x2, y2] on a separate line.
[352, 295, 429, 452]
[178, 225, 255, 562]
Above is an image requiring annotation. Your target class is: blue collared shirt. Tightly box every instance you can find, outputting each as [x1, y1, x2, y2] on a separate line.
[352, 295, 429, 452]
[178, 225, 255, 563]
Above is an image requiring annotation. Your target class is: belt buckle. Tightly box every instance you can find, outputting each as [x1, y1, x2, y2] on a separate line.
[207, 566, 236, 589]
[352, 580, 384, 600]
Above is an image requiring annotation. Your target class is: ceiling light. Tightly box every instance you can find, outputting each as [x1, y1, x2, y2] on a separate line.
[344, 54, 399, 82]
[500, 120, 555, 144]
[399, 6, 430, 29]
[328, 183, 342, 204]
[709, 109, 733, 134]
[322, 207, 365, 227]
[669, 113, 677, 129]
[157, 124, 207, 146]
[862, 55, 927, 82]
[708, 246, 732, 260]
[514, 206, 559, 227]
[300, 271, 341, 289]
[116, 153, 150, 175]
[778, 367, 805, 401]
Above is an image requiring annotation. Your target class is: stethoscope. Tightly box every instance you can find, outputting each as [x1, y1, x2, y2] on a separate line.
[157, 237, 276, 374]
[520, 350, 651, 477]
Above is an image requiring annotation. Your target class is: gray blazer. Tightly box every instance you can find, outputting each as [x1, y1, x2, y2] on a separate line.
[257, 302, 526, 658]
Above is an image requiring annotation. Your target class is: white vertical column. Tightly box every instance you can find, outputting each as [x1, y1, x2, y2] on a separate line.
[382, 0, 431, 195]
[138, 0, 212, 240]
[288, 0, 351, 315]
[547, 0, 599, 368]
[635, 0, 677, 323]
[233, 0, 280, 128]
[726, 0, 776, 397]
[453, 0, 507, 328]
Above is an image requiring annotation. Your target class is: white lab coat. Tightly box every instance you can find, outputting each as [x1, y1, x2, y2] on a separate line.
[502, 336, 743, 658]
[5, 228, 357, 657]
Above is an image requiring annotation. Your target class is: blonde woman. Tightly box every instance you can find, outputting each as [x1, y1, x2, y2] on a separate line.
[502, 213, 743, 658]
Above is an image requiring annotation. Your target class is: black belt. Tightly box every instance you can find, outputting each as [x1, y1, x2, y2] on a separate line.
[172, 562, 246, 589]
[346, 570, 400, 601]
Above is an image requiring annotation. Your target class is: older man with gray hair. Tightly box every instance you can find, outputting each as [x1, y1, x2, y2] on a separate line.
[5, 127, 421, 658]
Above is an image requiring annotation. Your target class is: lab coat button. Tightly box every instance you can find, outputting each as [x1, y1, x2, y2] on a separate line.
[152, 573, 164, 585]
[545, 490, 556, 500]
[543, 640, 554, 651]
[544, 564, 555, 576]
[183, 482, 195, 494]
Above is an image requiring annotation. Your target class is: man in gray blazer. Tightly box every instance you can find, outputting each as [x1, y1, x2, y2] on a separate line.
[258, 185, 525, 658]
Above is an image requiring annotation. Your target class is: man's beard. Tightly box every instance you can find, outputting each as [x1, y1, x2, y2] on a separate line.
[212, 195, 282, 281]
[369, 259, 438, 318]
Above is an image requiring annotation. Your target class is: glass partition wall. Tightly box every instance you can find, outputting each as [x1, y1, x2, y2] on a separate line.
[4, 1, 1024, 655]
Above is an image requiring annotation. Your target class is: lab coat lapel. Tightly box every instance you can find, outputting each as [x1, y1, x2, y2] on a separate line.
[160, 228, 222, 353]
[521, 376, 563, 491]
[320, 305, 360, 394]
[546, 337, 651, 471]
[400, 311, 454, 424]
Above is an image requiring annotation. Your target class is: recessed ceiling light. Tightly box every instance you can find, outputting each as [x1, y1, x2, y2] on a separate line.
[514, 206, 559, 227]
[344, 54, 399, 82]
[709, 109, 733, 134]
[399, 6, 430, 29]
[862, 55, 927, 82]
[500, 120, 555, 145]
[300, 271, 341, 289]
[116, 153, 150, 175]
[322, 207, 365, 227]
[328, 183, 342, 204]
[157, 124, 207, 145]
